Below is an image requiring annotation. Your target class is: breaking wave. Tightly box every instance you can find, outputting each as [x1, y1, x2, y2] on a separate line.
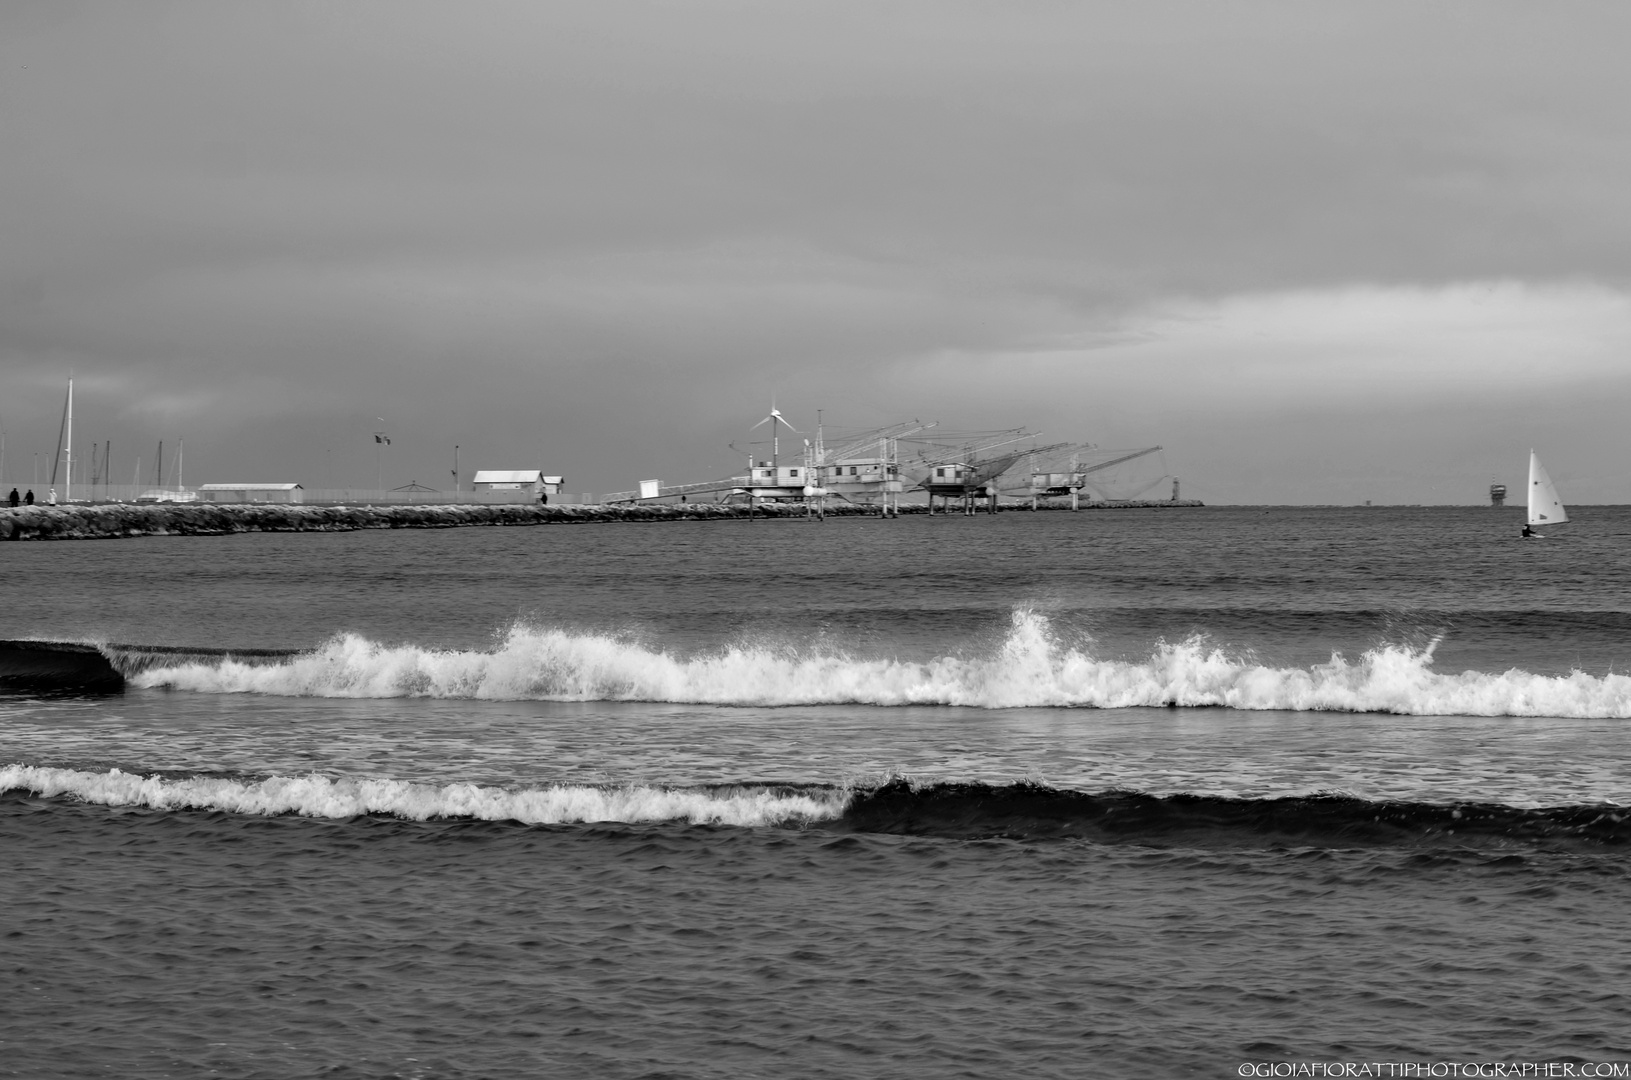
[124, 610, 1631, 718]
[0, 765, 844, 827]
[7, 769, 1628, 848]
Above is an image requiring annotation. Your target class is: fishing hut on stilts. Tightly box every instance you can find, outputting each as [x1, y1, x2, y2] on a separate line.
[731, 404, 823, 519]
[908, 430, 1067, 515]
[813, 419, 936, 517]
[1022, 445, 1168, 508]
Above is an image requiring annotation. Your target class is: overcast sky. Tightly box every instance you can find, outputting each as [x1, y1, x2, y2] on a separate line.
[4, 1, 1630, 503]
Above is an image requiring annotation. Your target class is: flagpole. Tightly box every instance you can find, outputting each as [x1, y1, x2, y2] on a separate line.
[373, 419, 389, 492]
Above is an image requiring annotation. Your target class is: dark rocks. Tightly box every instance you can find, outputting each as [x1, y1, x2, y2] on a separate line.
[1, 497, 1204, 541]
[3, 500, 850, 540]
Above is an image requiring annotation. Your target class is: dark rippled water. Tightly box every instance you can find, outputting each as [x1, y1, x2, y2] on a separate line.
[4, 506, 1631, 1077]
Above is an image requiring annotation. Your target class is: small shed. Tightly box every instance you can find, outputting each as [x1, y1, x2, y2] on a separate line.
[471, 470, 562, 495]
[197, 483, 305, 504]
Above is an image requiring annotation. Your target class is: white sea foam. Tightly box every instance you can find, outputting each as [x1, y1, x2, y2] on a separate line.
[0, 765, 844, 826]
[127, 610, 1631, 718]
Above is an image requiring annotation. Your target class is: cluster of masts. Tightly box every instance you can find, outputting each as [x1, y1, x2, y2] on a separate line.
[604, 405, 1171, 513]
[5, 379, 193, 503]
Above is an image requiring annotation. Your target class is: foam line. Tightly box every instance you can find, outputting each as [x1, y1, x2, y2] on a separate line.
[0, 766, 845, 827]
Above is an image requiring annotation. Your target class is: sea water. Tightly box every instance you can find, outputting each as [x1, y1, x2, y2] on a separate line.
[3, 506, 1630, 1078]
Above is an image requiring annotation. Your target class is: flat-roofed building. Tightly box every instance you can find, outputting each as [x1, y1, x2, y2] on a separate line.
[197, 483, 304, 504]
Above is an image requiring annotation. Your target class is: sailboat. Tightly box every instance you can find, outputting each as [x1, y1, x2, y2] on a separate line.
[1525, 450, 1568, 537]
[135, 439, 197, 503]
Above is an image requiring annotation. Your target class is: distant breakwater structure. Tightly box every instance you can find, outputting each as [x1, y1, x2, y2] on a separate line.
[1, 499, 1204, 541]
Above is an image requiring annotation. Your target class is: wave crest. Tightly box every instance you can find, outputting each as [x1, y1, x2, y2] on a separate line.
[126, 610, 1631, 717]
[0, 766, 843, 827]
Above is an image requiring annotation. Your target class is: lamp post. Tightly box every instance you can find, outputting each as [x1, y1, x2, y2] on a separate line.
[453, 444, 460, 493]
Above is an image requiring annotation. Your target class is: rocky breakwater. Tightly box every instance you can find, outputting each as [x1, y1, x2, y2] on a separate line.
[0, 501, 871, 541]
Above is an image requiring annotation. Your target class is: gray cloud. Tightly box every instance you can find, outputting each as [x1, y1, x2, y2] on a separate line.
[5, 1, 1631, 500]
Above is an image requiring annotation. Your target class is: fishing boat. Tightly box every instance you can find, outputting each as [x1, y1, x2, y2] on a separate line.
[1525, 451, 1568, 537]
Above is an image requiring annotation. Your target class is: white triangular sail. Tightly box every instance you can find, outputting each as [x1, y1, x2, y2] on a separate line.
[1527, 451, 1568, 526]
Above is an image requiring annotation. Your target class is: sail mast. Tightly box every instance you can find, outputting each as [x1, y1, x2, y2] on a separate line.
[51, 380, 70, 489]
[64, 378, 73, 503]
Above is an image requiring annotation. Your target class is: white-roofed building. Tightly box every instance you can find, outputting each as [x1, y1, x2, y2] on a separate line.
[470, 470, 563, 496]
[197, 483, 305, 504]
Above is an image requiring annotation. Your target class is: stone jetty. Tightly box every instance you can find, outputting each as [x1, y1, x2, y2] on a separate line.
[1, 498, 1204, 541]
[0, 502, 815, 541]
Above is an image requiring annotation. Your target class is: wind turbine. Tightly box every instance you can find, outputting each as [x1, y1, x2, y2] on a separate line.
[750, 403, 798, 475]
